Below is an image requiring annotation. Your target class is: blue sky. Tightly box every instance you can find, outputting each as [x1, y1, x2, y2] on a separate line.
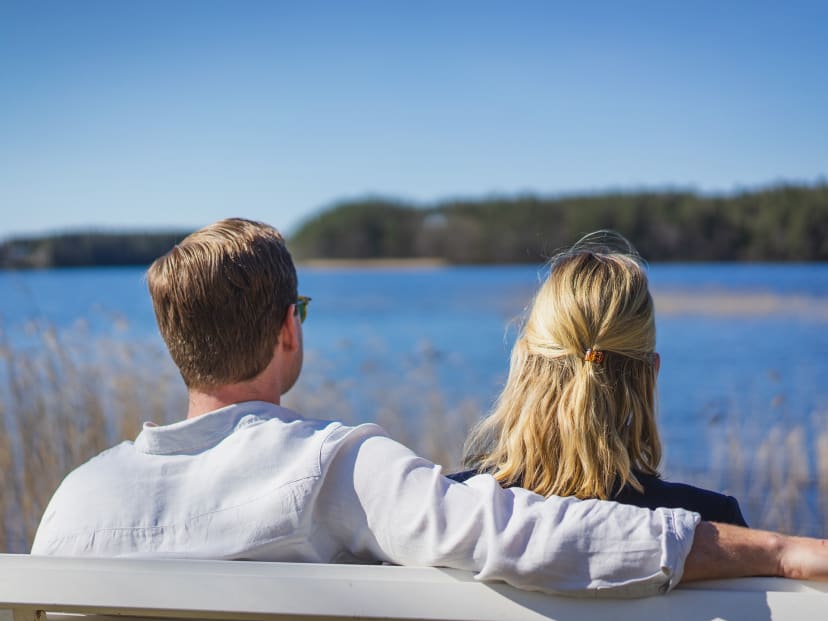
[1, 0, 826, 239]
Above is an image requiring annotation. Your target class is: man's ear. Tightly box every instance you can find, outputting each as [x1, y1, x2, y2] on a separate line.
[278, 305, 299, 353]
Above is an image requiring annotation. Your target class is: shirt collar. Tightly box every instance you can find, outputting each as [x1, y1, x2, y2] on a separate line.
[134, 400, 303, 455]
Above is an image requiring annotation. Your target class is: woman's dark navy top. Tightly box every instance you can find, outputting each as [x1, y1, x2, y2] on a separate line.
[447, 469, 748, 527]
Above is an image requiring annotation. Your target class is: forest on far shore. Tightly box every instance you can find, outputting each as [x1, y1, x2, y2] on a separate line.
[2, 183, 827, 268]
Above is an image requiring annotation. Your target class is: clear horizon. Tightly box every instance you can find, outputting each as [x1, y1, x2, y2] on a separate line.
[2, 0, 826, 238]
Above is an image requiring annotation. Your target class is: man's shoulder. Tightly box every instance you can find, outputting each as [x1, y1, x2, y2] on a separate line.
[44, 415, 390, 504]
[31, 417, 390, 557]
[54, 440, 136, 488]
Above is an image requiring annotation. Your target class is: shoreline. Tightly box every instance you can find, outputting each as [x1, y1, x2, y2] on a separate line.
[652, 290, 828, 319]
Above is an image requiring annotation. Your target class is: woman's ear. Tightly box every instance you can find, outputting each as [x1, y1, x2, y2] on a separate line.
[653, 352, 661, 375]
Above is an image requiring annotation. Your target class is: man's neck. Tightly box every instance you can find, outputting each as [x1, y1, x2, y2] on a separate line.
[187, 383, 281, 420]
[185, 349, 291, 420]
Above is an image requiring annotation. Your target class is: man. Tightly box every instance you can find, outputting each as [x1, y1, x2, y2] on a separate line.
[31, 218, 828, 596]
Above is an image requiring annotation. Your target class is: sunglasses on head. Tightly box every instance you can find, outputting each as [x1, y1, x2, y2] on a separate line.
[294, 296, 311, 323]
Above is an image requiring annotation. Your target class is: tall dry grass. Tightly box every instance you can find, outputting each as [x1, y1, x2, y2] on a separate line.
[1, 320, 827, 552]
[0, 320, 185, 552]
[668, 419, 828, 538]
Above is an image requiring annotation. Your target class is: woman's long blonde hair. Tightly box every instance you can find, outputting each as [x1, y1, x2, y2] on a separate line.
[463, 231, 661, 500]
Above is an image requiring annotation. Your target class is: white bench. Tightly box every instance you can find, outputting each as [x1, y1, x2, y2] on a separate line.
[2, 554, 828, 621]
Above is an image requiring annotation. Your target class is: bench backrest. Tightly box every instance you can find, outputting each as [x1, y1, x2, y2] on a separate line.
[2, 554, 828, 621]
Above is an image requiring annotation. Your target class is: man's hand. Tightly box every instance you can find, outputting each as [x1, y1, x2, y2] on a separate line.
[682, 521, 828, 582]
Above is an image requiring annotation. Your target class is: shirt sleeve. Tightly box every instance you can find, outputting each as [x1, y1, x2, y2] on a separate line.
[316, 424, 701, 598]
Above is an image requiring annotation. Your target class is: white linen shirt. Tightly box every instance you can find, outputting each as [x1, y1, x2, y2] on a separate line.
[32, 401, 700, 596]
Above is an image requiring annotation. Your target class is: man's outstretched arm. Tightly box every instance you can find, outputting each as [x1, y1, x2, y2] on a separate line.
[320, 426, 700, 596]
[682, 521, 828, 582]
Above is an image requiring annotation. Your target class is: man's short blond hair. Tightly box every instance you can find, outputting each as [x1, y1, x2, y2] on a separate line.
[147, 218, 298, 388]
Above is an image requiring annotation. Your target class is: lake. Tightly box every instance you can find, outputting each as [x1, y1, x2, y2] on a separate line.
[1, 262, 827, 479]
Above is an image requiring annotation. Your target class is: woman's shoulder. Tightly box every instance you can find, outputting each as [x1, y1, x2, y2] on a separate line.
[447, 468, 748, 527]
[618, 472, 748, 527]
[446, 469, 480, 483]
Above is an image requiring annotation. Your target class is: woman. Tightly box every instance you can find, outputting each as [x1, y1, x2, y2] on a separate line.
[450, 231, 747, 526]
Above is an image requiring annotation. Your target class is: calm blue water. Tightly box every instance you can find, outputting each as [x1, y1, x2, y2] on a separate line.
[1, 263, 827, 474]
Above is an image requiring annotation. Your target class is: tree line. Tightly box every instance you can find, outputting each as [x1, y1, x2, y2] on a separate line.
[1, 183, 826, 268]
[289, 184, 828, 262]
[0, 231, 189, 269]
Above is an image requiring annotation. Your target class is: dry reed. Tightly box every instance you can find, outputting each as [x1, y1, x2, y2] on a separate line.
[0, 320, 187, 552]
[1, 320, 827, 553]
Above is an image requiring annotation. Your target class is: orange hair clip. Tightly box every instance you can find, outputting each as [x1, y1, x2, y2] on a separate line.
[584, 349, 605, 364]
